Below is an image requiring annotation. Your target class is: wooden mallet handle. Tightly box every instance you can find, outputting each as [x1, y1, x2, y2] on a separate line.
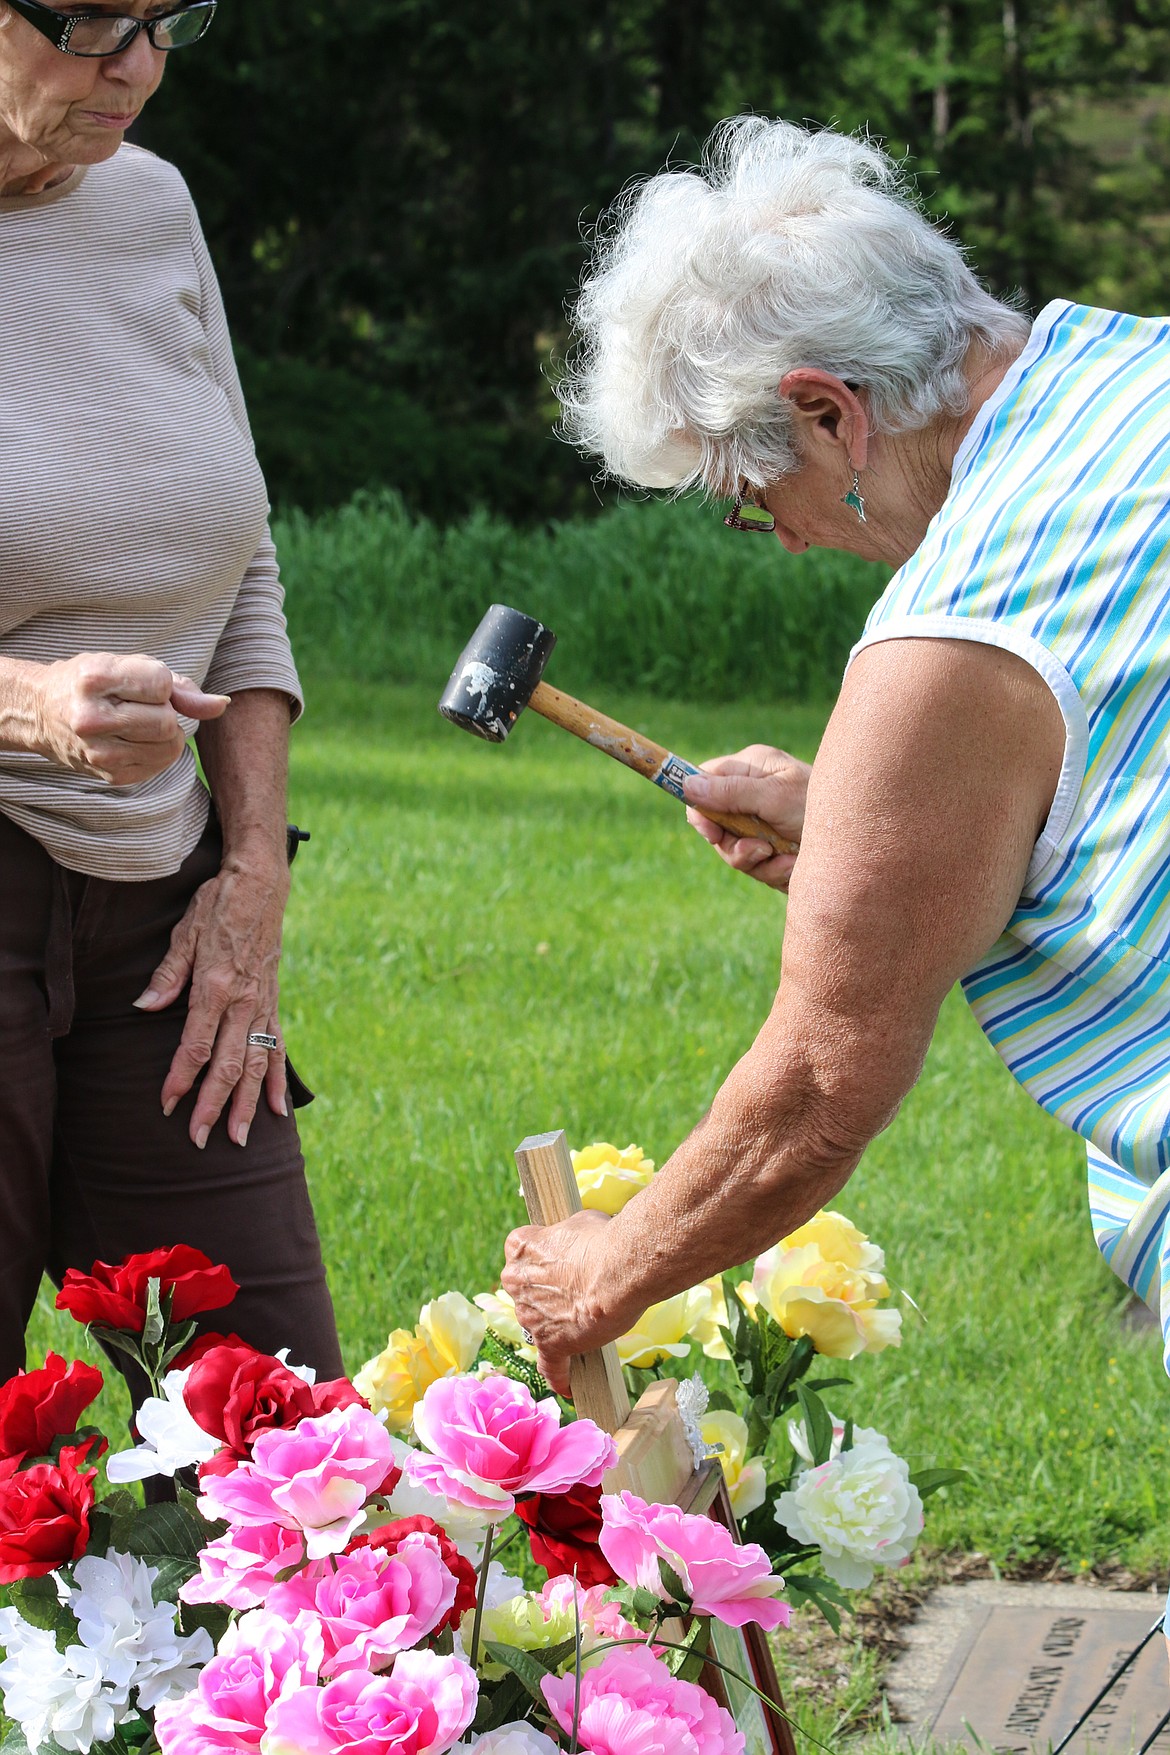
[529, 681, 798, 856]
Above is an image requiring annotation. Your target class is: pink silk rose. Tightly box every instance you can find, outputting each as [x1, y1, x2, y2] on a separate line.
[262, 1648, 477, 1755]
[264, 1538, 457, 1676]
[198, 1405, 398, 1560]
[543, 1646, 744, 1755]
[407, 1375, 616, 1519]
[154, 1609, 323, 1755]
[538, 1575, 642, 1649]
[599, 1492, 790, 1631]
[180, 1521, 307, 1612]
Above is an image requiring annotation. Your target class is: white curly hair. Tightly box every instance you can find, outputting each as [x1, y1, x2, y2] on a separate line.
[557, 116, 1029, 496]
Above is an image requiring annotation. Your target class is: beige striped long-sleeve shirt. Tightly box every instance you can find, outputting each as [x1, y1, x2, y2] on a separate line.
[0, 143, 302, 881]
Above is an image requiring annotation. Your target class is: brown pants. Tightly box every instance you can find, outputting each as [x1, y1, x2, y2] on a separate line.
[0, 808, 343, 1388]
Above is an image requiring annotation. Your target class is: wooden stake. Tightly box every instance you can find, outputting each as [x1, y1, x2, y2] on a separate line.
[514, 1130, 631, 1433]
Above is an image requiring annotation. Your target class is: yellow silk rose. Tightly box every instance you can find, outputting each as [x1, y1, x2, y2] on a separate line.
[355, 1290, 486, 1431]
[700, 1409, 767, 1518]
[570, 1142, 655, 1215]
[686, 1275, 731, 1361]
[748, 1211, 902, 1360]
[472, 1287, 537, 1360]
[781, 1210, 886, 1277]
[616, 1285, 712, 1367]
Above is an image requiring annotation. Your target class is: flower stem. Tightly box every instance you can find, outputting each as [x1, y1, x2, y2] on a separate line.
[468, 1522, 495, 1672]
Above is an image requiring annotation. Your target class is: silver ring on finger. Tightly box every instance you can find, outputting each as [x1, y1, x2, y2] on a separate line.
[247, 1031, 280, 1051]
[519, 1326, 535, 1345]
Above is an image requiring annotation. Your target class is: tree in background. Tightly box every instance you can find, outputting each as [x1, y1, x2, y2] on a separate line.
[136, 0, 1170, 515]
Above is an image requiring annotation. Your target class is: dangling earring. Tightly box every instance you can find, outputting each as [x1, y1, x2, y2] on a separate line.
[841, 468, 867, 524]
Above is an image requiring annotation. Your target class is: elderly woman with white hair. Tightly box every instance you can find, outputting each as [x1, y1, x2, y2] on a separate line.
[0, 0, 342, 1387]
[503, 116, 1170, 1570]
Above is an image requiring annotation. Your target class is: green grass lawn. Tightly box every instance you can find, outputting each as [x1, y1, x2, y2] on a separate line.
[28, 680, 1170, 1583]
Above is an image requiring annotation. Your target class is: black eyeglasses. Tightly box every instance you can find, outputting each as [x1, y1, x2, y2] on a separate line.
[6, 0, 215, 55]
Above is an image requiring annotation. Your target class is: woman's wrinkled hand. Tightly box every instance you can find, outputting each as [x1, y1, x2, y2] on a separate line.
[34, 653, 228, 785]
[502, 1210, 642, 1395]
[683, 743, 811, 890]
[135, 857, 291, 1149]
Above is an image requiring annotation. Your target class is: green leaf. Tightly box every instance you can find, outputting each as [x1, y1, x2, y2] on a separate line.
[158, 1321, 200, 1373]
[704, 1388, 736, 1413]
[794, 1383, 834, 1467]
[122, 1500, 209, 1560]
[756, 1309, 793, 1380]
[656, 1557, 691, 1609]
[745, 1394, 772, 1457]
[471, 1668, 530, 1734]
[144, 1555, 199, 1605]
[98, 1489, 142, 1521]
[781, 1570, 849, 1633]
[840, 1417, 855, 1454]
[0, 1717, 31, 1755]
[630, 1585, 661, 1619]
[84, 1326, 145, 1368]
[477, 1331, 550, 1400]
[482, 1639, 575, 1704]
[7, 1575, 80, 1652]
[665, 1613, 710, 1681]
[178, 1599, 231, 1646]
[910, 1466, 972, 1500]
[142, 1278, 167, 1350]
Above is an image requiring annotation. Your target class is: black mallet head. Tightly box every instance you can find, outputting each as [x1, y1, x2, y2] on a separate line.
[438, 604, 557, 743]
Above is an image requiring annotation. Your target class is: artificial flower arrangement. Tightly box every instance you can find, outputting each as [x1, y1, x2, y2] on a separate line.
[359, 1142, 963, 1629]
[0, 1148, 960, 1755]
[0, 1243, 790, 1755]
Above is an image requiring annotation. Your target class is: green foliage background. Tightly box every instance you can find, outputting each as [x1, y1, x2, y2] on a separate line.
[134, 0, 1170, 517]
[274, 492, 889, 701]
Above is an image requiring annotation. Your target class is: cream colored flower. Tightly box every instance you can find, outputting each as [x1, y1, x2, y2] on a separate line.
[473, 1288, 537, 1360]
[687, 1276, 731, 1361]
[616, 1286, 710, 1368]
[781, 1210, 886, 1277]
[751, 1234, 901, 1360]
[420, 1291, 488, 1373]
[774, 1437, 923, 1588]
[700, 1410, 767, 1518]
[355, 1291, 486, 1432]
[570, 1142, 655, 1215]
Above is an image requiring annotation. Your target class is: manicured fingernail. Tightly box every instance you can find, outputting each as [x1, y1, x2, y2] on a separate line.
[162, 1097, 177, 1118]
[237, 1123, 249, 1148]
[277, 1095, 288, 1118]
[683, 775, 710, 799]
[194, 1125, 209, 1151]
[133, 989, 160, 1009]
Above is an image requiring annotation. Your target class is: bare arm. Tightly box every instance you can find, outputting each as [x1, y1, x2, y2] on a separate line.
[136, 688, 294, 1147]
[502, 637, 1066, 1388]
[0, 653, 226, 781]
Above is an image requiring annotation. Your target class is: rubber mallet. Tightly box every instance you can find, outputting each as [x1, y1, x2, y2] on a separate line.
[437, 603, 797, 854]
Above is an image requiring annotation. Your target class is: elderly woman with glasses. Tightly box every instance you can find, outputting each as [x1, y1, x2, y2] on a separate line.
[503, 117, 1170, 1530]
[0, 0, 342, 1385]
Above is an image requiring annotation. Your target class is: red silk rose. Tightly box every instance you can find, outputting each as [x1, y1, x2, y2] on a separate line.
[184, 1343, 367, 1477]
[0, 1354, 104, 1462]
[56, 1246, 239, 1333]
[0, 1441, 98, 1582]
[171, 1331, 250, 1370]
[515, 1480, 617, 1587]
[348, 1515, 477, 1631]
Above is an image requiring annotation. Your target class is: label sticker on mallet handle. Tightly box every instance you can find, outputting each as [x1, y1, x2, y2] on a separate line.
[652, 752, 699, 800]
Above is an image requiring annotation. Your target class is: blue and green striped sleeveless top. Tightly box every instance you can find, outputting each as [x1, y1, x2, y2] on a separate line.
[851, 300, 1170, 1376]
